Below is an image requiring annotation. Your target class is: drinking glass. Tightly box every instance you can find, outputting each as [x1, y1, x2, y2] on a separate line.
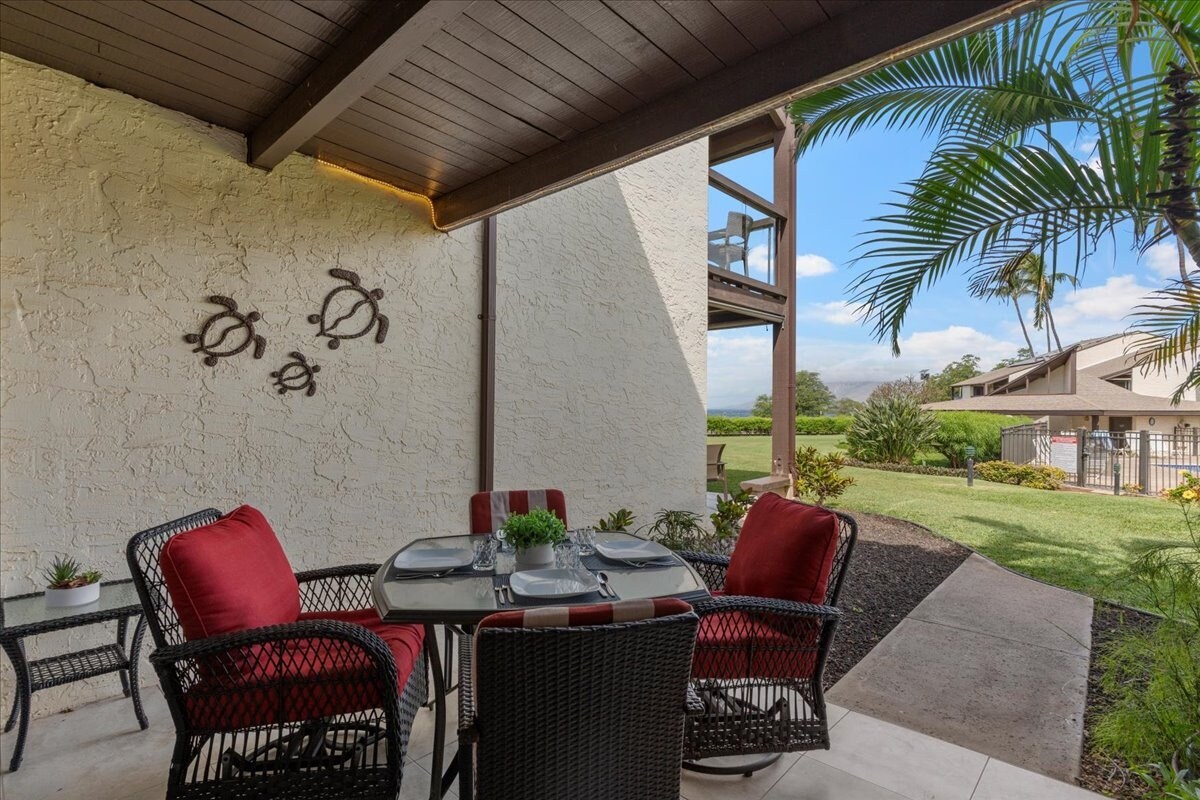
[473, 535, 497, 570]
[495, 526, 512, 553]
[555, 542, 582, 570]
[572, 527, 596, 556]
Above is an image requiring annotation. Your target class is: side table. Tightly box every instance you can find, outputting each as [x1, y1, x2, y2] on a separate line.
[0, 579, 149, 772]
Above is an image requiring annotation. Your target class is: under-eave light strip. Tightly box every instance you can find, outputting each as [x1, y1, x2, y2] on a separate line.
[316, 158, 447, 232]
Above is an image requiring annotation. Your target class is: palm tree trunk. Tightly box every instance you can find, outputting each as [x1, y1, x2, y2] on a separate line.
[1012, 296, 1035, 354]
[1047, 305, 1063, 350]
[1171, 219, 1200, 280]
[1177, 235, 1192, 283]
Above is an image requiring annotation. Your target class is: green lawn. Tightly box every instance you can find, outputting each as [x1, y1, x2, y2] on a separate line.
[708, 435, 1187, 609]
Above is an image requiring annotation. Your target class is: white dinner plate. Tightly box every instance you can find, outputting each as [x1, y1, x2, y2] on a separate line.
[508, 569, 600, 599]
[594, 538, 674, 562]
[393, 547, 475, 572]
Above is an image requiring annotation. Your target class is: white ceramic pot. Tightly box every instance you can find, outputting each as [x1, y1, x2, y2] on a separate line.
[45, 581, 101, 608]
[514, 543, 554, 569]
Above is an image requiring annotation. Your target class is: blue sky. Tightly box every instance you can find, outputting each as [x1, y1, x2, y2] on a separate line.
[706, 126, 1176, 409]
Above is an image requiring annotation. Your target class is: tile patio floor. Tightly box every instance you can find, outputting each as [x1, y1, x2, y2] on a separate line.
[1, 681, 1102, 800]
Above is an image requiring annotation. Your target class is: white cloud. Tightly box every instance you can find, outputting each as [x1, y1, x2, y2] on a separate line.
[1144, 241, 1182, 280]
[1032, 273, 1158, 345]
[796, 253, 836, 278]
[706, 325, 1020, 407]
[805, 300, 865, 325]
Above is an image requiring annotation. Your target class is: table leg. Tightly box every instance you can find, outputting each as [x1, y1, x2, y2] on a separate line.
[1, 638, 31, 772]
[424, 623, 447, 800]
[127, 616, 149, 730]
[116, 616, 131, 697]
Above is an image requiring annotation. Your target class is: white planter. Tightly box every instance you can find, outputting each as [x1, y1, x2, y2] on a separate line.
[45, 582, 101, 608]
[514, 543, 554, 569]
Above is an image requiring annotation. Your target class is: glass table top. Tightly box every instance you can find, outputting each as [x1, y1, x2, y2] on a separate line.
[1, 580, 142, 635]
[373, 533, 709, 625]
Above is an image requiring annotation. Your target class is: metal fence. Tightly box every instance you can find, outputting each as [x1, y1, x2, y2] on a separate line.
[1000, 424, 1200, 494]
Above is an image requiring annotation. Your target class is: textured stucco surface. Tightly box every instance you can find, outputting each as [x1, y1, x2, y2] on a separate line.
[0, 53, 707, 715]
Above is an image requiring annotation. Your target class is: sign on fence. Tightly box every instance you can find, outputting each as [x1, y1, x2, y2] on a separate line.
[1050, 434, 1077, 474]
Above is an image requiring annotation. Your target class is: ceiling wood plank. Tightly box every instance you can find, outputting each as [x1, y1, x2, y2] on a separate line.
[247, 0, 471, 169]
[433, 0, 1039, 229]
[551, 0, 691, 91]
[144, 0, 316, 76]
[464, 1, 640, 114]
[710, 0, 791, 51]
[657, 0, 755, 67]
[348, 95, 514, 171]
[760, 1, 829, 36]
[602, 1, 723, 80]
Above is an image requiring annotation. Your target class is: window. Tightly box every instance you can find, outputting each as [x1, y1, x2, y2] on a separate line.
[1106, 371, 1132, 390]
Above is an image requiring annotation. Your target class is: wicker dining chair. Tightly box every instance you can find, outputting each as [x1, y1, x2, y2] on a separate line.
[457, 600, 699, 800]
[126, 506, 428, 800]
[679, 493, 857, 776]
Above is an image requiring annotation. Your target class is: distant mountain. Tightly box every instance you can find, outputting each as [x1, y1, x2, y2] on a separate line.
[707, 407, 753, 417]
[825, 381, 881, 402]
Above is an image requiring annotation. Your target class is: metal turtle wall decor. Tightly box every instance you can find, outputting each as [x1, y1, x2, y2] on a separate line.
[309, 268, 388, 349]
[183, 295, 266, 367]
[271, 351, 321, 397]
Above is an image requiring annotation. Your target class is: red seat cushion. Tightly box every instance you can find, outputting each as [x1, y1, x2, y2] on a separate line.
[724, 494, 840, 605]
[691, 611, 820, 680]
[185, 610, 424, 731]
[160, 505, 300, 641]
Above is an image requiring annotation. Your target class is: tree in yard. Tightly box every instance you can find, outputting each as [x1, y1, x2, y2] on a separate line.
[790, 0, 1200, 401]
[751, 394, 772, 418]
[922, 354, 981, 402]
[833, 397, 865, 415]
[995, 347, 1035, 368]
[795, 370, 835, 416]
[868, 376, 931, 404]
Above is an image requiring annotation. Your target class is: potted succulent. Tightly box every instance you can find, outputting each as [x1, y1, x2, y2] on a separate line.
[503, 508, 567, 569]
[43, 556, 102, 608]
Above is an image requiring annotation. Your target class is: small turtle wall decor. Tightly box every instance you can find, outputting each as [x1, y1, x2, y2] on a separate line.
[309, 268, 388, 349]
[271, 351, 321, 397]
[183, 295, 266, 367]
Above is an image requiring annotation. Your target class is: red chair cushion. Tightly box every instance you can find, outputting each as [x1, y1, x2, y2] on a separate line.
[724, 494, 840, 605]
[160, 505, 300, 641]
[478, 598, 692, 629]
[185, 611, 424, 730]
[691, 611, 820, 680]
[469, 489, 568, 534]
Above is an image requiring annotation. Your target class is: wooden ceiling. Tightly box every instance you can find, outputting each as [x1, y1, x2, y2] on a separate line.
[0, 0, 1039, 229]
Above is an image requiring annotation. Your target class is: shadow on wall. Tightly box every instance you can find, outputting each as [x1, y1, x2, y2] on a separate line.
[493, 154, 708, 527]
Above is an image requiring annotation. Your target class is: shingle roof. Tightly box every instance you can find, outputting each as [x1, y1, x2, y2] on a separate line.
[925, 378, 1200, 415]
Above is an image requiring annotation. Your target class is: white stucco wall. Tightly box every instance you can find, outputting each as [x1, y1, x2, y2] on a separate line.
[0, 53, 708, 715]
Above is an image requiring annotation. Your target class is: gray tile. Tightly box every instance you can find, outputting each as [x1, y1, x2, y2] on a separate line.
[972, 758, 1104, 799]
[679, 752, 803, 800]
[807, 712, 987, 800]
[766, 759, 909, 800]
[828, 617, 1088, 782]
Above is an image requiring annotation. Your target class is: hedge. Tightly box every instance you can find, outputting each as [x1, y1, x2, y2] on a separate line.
[843, 458, 968, 477]
[707, 415, 853, 436]
[975, 460, 1066, 490]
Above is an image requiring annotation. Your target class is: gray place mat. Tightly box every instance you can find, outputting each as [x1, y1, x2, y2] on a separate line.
[581, 553, 679, 572]
[387, 563, 492, 581]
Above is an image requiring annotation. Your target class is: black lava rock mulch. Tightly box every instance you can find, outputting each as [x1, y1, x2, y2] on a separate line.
[823, 510, 971, 687]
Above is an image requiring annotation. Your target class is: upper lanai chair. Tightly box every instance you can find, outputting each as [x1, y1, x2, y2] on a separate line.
[126, 505, 427, 799]
[679, 493, 857, 776]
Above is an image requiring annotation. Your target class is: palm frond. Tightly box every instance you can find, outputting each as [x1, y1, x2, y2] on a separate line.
[1128, 276, 1200, 402]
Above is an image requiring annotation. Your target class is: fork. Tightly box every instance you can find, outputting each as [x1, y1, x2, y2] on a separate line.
[392, 568, 457, 580]
[494, 586, 506, 607]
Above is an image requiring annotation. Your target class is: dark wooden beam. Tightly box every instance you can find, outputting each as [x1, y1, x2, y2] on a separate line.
[708, 282, 787, 322]
[248, 0, 470, 169]
[709, 169, 786, 220]
[771, 117, 798, 480]
[478, 216, 497, 492]
[433, 0, 1041, 230]
[707, 268, 787, 300]
[709, 113, 780, 165]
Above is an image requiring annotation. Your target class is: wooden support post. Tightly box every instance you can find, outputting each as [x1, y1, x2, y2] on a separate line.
[479, 217, 497, 492]
[770, 116, 797, 483]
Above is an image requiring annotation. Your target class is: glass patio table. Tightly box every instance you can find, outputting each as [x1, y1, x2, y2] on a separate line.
[372, 532, 710, 799]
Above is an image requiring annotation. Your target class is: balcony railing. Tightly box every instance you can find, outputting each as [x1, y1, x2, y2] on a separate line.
[707, 169, 782, 286]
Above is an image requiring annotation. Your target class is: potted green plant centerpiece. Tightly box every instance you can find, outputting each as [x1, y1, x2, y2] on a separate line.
[503, 508, 567, 569]
[43, 556, 102, 608]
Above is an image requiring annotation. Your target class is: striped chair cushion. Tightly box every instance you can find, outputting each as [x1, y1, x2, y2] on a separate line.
[477, 598, 692, 630]
[469, 489, 568, 534]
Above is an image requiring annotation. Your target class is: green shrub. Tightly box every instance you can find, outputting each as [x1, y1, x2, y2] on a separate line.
[932, 412, 1032, 467]
[502, 508, 567, 550]
[710, 489, 753, 545]
[844, 396, 939, 464]
[975, 460, 1066, 489]
[596, 508, 635, 532]
[706, 415, 852, 436]
[796, 415, 853, 435]
[794, 446, 854, 505]
[643, 509, 708, 552]
[843, 458, 968, 477]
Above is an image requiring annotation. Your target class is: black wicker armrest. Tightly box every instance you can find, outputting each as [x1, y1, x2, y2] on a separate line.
[150, 619, 402, 728]
[692, 593, 841, 622]
[685, 685, 706, 716]
[677, 551, 730, 592]
[295, 563, 380, 613]
[457, 632, 477, 737]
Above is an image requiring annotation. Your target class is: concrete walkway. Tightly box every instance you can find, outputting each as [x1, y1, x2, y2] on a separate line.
[828, 553, 1095, 782]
